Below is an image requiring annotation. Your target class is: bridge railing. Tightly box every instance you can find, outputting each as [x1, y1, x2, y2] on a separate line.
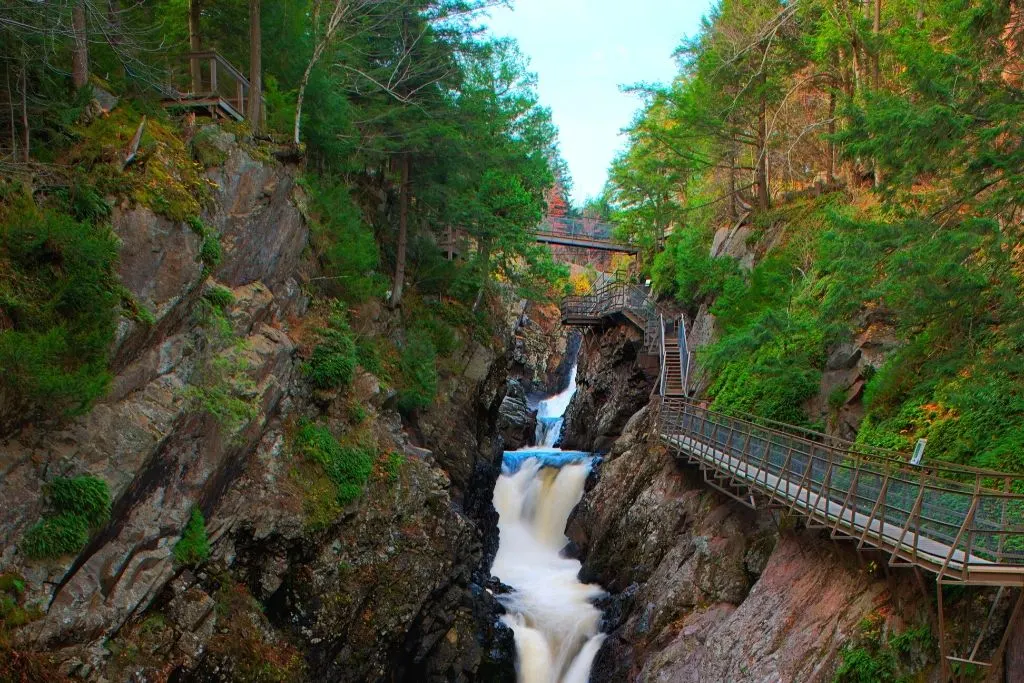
[561, 281, 667, 351]
[538, 216, 616, 241]
[659, 397, 1024, 578]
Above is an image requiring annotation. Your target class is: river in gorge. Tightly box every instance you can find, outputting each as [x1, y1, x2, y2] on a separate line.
[490, 362, 606, 683]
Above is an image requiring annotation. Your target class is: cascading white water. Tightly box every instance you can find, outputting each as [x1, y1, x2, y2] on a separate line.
[533, 363, 578, 447]
[491, 362, 605, 683]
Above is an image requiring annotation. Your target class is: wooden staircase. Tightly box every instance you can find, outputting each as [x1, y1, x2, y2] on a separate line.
[663, 335, 685, 397]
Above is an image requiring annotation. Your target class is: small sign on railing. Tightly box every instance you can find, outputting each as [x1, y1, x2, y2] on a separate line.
[910, 438, 927, 466]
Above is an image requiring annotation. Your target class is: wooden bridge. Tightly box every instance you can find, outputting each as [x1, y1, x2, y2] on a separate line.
[560, 282, 1024, 677]
[535, 216, 638, 254]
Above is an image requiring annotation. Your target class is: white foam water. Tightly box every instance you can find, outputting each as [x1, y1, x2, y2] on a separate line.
[492, 362, 605, 683]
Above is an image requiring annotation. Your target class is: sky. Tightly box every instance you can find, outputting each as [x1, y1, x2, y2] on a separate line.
[485, 0, 713, 205]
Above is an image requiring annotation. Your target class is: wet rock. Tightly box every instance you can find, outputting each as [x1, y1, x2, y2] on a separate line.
[496, 379, 536, 451]
[560, 324, 655, 452]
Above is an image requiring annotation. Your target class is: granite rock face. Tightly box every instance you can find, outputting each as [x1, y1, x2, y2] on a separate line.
[559, 323, 655, 452]
[0, 131, 517, 682]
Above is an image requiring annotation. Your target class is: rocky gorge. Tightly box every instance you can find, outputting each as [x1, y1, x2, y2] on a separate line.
[0, 126, 577, 682]
[1, 126, 1021, 683]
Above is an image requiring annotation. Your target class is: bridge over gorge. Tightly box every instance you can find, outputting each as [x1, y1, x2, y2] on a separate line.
[560, 281, 1024, 677]
[533, 216, 638, 254]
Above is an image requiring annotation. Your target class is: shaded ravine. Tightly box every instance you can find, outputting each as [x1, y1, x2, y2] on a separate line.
[489, 360, 606, 683]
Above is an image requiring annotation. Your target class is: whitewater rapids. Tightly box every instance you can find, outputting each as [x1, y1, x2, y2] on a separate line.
[490, 363, 606, 683]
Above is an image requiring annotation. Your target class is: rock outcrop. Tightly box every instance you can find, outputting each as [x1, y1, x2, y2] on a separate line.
[560, 323, 655, 452]
[567, 399, 940, 682]
[0, 128, 518, 682]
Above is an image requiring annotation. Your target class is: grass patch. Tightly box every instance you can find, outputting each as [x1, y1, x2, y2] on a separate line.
[173, 507, 210, 567]
[294, 423, 374, 508]
[66, 104, 213, 222]
[0, 194, 122, 421]
[20, 476, 111, 560]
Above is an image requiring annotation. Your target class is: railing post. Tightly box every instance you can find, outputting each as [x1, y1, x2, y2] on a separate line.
[832, 462, 862, 536]
[891, 468, 926, 566]
[209, 55, 218, 94]
[857, 466, 891, 548]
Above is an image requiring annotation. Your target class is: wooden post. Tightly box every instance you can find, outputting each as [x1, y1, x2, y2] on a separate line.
[189, 0, 203, 93]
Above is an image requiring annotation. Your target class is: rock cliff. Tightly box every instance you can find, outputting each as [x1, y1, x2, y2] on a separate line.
[0, 128, 520, 682]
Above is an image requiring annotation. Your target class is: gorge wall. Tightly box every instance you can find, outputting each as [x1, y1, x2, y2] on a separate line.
[0, 127, 559, 682]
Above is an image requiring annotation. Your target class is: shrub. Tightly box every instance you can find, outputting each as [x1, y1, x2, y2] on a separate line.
[397, 330, 438, 414]
[203, 285, 236, 312]
[173, 508, 210, 567]
[21, 514, 90, 560]
[294, 423, 374, 507]
[47, 476, 111, 527]
[305, 303, 358, 390]
[187, 216, 223, 270]
[20, 475, 111, 560]
[183, 304, 258, 437]
[0, 200, 121, 419]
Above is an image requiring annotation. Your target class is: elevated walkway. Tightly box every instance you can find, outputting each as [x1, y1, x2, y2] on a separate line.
[560, 281, 1024, 675]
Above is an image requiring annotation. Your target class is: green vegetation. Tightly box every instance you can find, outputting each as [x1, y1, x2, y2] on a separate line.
[397, 330, 438, 414]
[21, 476, 111, 559]
[385, 453, 405, 483]
[604, 0, 1024, 472]
[183, 302, 258, 438]
[294, 423, 375, 508]
[188, 217, 223, 271]
[0, 194, 122, 422]
[173, 508, 211, 567]
[833, 614, 933, 683]
[305, 303, 358, 391]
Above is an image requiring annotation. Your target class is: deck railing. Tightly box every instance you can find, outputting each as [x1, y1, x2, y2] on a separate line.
[163, 51, 252, 121]
[659, 397, 1024, 584]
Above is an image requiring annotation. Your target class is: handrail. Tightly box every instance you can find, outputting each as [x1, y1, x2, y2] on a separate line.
[657, 397, 1024, 578]
[184, 51, 250, 88]
[663, 396, 1024, 487]
[677, 315, 689, 396]
[658, 313, 667, 397]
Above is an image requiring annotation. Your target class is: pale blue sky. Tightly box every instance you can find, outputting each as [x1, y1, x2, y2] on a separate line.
[485, 0, 713, 205]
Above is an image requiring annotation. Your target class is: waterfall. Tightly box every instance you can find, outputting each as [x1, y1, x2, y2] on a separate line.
[492, 362, 605, 683]
[533, 363, 577, 447]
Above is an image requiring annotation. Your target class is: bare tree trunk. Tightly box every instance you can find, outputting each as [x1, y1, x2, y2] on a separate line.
[873, 0, 881, 89]
[390, 154, 410, 307]
[6, 68, 16, 158]
[755, 78, 770, 212]
[189, 0, 202, 93]
[20, 65, 29, 162]
[71, 0, 89, 90]
[472, 239, 491, 313]
[827, 89, 836, 183]
[728, 146, 738, 221]
[247, 0, 262, 132]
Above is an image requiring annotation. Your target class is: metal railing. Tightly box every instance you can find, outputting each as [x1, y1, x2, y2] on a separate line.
[659, 397, 1024, 584]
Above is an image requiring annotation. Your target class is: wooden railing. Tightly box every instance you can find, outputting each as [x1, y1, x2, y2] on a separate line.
[163, 51, 252, 121]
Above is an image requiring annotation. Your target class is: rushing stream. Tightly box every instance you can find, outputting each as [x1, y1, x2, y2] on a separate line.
[491, 363, 606, 683]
